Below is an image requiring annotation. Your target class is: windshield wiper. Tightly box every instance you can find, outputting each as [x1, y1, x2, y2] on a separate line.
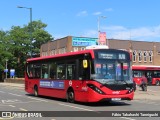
[100, 80, 114, 88]
[116, 80, 130, 87]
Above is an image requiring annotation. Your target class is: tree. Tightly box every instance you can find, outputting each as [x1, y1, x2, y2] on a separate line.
[0, 20, 53, 78]
[0, 30, 13, 80]
[26, 20, 53, 56]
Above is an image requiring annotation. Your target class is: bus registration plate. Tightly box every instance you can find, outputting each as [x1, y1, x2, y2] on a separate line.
[111, 98, 121, 101]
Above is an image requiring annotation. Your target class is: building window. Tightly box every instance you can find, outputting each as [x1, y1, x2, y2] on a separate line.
[81, 47, 85, 51]
[61, 47, 66, 54]
[138, 51, 142, 62]
[50, 49, 56, 55]
[132, 50, 137, 62]
[73, 47, 78, 52]
[149, 51, 153, 62]
[59, 48, 66, 54]
[143, 51, 148, 62]
[42, 52, 48, 57]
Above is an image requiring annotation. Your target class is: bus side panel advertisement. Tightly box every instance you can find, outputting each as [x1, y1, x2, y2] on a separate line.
[40, 80, 65, 89]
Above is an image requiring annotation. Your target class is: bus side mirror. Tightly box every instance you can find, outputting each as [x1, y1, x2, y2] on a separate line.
[83, 60, 88, 68]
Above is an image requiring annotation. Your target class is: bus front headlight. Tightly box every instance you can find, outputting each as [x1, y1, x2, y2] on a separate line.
[87, 84, 105, 95]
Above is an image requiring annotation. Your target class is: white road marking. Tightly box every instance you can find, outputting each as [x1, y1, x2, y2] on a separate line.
[27, 97, 48, 102]
[147, 89, 159, 93]
[9, 93, 22, 97]
[58, 103, 94, 111]
[147, 102, 156, 104]
[55, 103, 137, 120]
[120, 117, 136, 120]
[2, 99, 21, 104]
[9, 105, 16, 107]
[0, 91, 5, 93]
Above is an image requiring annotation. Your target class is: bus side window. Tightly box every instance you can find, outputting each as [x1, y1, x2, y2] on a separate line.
[29, 71, 33, 77]
[57, 64, 66, 79]
[41, 63, 49, 79]
[44, 72, 48, 78]
[49, 62, 57, 79]
[66, 63, 76, 80]
[57, 72, 62, 79]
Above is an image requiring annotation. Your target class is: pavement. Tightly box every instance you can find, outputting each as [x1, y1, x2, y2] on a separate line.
[134, 86, 160, 100]
[0, 82, 24, 88]
[0, 82, 160, 101]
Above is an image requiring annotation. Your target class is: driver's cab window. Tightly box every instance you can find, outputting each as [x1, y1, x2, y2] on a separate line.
[78, 59, 90, 80]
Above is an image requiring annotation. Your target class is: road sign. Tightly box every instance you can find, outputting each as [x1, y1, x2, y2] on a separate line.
[10, 69, 15, 77]
[4, 69, 8, 73]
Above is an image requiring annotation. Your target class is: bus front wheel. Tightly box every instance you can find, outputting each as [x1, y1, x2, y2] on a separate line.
[34, 86, 38, 97]
[67, 90, 75, 103]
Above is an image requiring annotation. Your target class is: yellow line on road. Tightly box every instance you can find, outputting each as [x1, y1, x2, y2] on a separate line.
[0, 117, 13, 120]
[19, 108, 28, 111]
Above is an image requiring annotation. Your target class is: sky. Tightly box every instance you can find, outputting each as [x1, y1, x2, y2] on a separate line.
[1, 0, 160, 41]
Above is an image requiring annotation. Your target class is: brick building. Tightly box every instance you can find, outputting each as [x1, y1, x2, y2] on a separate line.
[40, 36, 160, 66]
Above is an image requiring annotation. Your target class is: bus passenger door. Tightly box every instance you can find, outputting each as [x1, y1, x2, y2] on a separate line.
[74, 59, 90, 102]
[146, 71, 152, 84]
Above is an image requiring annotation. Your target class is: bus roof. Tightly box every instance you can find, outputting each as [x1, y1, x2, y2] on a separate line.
[27, 49, 95, 62]
[27, 48, 129, 62]
[132, 65, 160, 70]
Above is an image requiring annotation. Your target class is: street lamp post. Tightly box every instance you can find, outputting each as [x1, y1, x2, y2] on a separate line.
[97, 16, 106, 45]
[5, 59, 8, 79]
[97, 16, 106, 33]
[17, 6, 32, 57]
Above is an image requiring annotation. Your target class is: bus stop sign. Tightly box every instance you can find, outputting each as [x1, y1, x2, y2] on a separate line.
[10, 69, 15, 77]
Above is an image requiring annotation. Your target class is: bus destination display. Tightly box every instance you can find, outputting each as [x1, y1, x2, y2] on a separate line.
[98, 52, 126, 60]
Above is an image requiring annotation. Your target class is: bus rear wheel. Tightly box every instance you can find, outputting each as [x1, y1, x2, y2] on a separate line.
[34, 86, 38, 97]
[67, 90, 75, 103]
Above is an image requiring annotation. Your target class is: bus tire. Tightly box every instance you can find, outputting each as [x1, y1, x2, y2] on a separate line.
[34, 85, 38, 97]
[156, 80, 160, 86]
[67, 89, 75, 103]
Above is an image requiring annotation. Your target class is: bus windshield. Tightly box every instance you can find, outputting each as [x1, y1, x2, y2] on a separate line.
[94, 60, 131, 83]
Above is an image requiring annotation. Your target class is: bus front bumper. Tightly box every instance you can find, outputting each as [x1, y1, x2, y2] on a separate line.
[87, 91, 134, 102]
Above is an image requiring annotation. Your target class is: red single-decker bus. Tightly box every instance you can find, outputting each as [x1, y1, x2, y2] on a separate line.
[132, 65, 160, 86]
[25, 48, 134, 103]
